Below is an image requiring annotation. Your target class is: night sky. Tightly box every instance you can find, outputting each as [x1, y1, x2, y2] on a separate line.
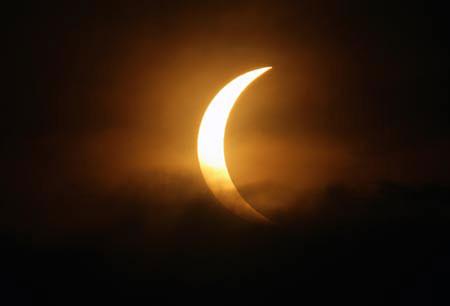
[3, 1, 450, 305]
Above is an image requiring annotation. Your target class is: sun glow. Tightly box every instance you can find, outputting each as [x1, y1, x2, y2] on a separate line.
[197, 67, 272, 223]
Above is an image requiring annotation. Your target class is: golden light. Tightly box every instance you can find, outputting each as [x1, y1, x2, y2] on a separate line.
[197, 67, 272, 223]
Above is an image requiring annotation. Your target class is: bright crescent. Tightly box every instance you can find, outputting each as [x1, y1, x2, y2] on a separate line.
[197, 67, 272, 223]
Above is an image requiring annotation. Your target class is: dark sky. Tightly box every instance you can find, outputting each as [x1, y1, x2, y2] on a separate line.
[3, 1, 450, 305]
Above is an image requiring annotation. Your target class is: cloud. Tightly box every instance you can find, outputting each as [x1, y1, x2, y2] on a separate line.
[2, 174, 449, 304]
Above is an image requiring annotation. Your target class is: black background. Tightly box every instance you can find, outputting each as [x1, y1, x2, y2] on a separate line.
[3, 1, 450, 305]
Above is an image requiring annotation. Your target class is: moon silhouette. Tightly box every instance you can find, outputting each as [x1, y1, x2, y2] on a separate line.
[197, 67, 272, 223]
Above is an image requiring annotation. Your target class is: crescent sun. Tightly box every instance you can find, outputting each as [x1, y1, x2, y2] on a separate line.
[197, 67, 272, 224]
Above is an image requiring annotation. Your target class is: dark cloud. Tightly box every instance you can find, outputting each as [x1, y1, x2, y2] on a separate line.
[2, 172, 449, 304]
